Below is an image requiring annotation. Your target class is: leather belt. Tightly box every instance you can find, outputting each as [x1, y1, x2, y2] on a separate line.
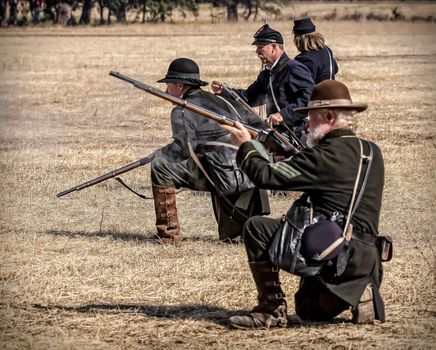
[352, 230, 377, 246]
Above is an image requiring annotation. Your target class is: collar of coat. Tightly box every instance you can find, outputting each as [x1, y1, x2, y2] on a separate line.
[319, 128, 356, 144]
[182, 86, 203, 98]
[270, 52, 291, 74]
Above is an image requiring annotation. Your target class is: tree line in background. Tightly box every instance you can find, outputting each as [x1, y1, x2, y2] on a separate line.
[0, 0, 289, 26]
[1, 0, 433, 27]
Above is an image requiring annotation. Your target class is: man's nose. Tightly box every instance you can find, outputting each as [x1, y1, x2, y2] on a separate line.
[305, 118, 309, 128]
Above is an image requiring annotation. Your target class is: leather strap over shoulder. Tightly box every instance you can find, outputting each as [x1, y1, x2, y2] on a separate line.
[341, 137, 374, 234]
[326, 47, 333, 80]
[313, 138, 374, 261]
[181, 108, 250, 221]
[269, 58, 292, 112]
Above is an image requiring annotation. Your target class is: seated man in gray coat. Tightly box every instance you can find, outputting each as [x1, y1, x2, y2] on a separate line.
[151, 58, 270, 244]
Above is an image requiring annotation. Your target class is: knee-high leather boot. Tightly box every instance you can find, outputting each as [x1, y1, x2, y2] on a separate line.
[229, 261, 288, 329]
[152, 185, 181, 244]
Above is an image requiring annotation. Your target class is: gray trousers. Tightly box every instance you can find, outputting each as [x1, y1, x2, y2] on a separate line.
[150, 156, 258, 241]
[151, 156, 209, 191]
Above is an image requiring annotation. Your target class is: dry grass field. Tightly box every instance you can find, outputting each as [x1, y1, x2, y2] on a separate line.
[1, 3, 436, 349]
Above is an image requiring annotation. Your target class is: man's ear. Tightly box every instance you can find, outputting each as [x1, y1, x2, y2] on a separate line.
[179, 83, 190, 94]
[326, 111, 336, 125]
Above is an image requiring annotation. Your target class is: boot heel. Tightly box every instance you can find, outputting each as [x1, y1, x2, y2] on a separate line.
[352, 300, 374, 324]
[351, 284, 374, 324]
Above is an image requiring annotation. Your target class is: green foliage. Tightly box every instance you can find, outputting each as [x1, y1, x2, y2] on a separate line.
[257, 0, 289, 18]
[200, 0, 291, 21]
[21, 0, 291, 26]
[144, 0, 199, 22]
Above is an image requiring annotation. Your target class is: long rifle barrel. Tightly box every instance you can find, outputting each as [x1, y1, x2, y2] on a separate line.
[110, 71, 300, 156]
[57, 72, 299, 200]
[56, 154, 154, 198]
[109, 71, 260, 138]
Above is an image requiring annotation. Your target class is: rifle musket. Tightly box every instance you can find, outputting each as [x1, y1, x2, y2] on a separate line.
[57, 152, 157, 198]
[110, 71, 297, 156]
[221, 81, 303, 154]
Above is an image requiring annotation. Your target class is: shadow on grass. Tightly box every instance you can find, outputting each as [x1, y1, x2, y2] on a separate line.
[32, 303, 349, 328]
[44, 229, 226, 244]
[33, 303, 238, 326]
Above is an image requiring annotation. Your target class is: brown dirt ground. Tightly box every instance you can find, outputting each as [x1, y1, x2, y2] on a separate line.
[0, 4, 435, 350]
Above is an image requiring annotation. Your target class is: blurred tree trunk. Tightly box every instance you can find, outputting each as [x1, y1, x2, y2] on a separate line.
[79, 0, 93, 24]
[141, 0, 146, 23]
[105, 0, 112, 24]
[57, 2, 73, 25]
[0, 0, 6, 25]
[242, 0, 252, 20]
[96, 0, 104, 24]
[116, 0, 126, 22]
[225, 0, 238, 21]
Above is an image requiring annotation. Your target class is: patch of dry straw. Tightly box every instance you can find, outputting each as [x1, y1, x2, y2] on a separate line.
[0, 13, 435, 350]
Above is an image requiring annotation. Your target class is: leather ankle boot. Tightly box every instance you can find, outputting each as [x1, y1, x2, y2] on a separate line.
[229, 261, 288, 329]
[152, 185, 181, 244]
[351, 283, 375, 324]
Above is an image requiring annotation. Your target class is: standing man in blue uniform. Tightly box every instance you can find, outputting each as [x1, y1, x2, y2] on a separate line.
[212, 24, 314, 134]
[293, 17, 339, 83]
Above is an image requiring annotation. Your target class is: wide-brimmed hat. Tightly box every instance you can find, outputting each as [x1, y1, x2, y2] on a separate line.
[156, 57, 208, 86]
[252, 24, 284, 45]
[292, 17, 316, 35]
[294, 80, 368, 113]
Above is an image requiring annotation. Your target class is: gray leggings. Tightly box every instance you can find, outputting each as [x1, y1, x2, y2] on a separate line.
[151, 156, 210, 190]
[150, 156, 253, 241]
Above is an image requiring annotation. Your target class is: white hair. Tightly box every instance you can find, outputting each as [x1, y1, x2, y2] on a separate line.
[333, 110, 359, 131]
[306, 109, 360, 147]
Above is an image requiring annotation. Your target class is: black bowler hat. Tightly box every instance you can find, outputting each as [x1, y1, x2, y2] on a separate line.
[292, 17, 316, 35]
[252, 24, 284, 45]
[301, 220, 345, 261]
[156, 57, 208, 86]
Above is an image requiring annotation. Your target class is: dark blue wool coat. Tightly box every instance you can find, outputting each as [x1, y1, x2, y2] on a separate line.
[295, 46, 339, 84]
[229, 52, 315, 128]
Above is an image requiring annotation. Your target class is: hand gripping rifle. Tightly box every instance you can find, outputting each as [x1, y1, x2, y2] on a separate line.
[109, 71, 300, 157]
[220, 82, 305, 152]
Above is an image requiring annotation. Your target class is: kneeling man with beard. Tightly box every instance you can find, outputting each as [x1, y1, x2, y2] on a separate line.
[221, 80, 386, 328]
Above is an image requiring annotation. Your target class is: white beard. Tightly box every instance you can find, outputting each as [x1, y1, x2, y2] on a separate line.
[307, 124, 328, 148]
